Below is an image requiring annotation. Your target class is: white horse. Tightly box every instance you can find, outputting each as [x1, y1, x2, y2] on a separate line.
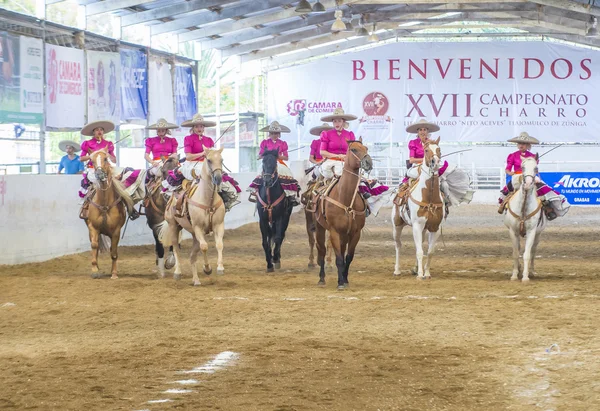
[392, 138, 445, 279]
[158, 149, 226, 286]
[503, 156, 546, 282]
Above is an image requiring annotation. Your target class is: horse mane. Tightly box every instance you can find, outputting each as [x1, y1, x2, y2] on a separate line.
[112, 177, 135, 214]
[262, 149, 279, 158]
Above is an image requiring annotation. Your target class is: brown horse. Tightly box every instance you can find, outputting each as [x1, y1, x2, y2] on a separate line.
[304, 208, 333, 269]
[314, 139, 372, 289]
[85, 149, 134, 279]
[144, 157, 179, 278]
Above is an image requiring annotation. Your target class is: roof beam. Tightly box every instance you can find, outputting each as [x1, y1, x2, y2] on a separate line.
[86, 0, 155, 16]
[151, 0, 292, 36]
[201, 12, 337, 51]
[177, 0, 343, 43]
[121, 0, 235, 27]
[527, 0, 600, 17]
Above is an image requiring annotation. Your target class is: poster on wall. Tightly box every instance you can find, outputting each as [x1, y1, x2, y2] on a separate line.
[0, 33, 43, 124]
[174, 65, 196, 126]
[267, 41, 600, 144]
[540, 172, 600, 205]
[87, 50, 121, 124]
[148, 56, 175, 125]
[120, 49, 147, 120]
[46, 44, 85, 128]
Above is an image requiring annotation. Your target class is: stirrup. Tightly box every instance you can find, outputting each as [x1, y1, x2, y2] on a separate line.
[248, 192, 257, 203]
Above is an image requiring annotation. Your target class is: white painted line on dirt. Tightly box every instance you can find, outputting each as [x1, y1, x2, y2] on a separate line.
[1, 302, 16, 307]
[172, 379, 200, 385]
[327, 296, 360, 300]
[371, 296, 384, 300]
[163, 389, 195, 394]
[283, 298, 305, 301]
[180, 351, 239, 374]
[544, 295, 560, 299]
[147, 399, 172, 404]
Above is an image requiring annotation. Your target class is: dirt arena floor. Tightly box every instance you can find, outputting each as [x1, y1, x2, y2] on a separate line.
[2, 204, 600, 411]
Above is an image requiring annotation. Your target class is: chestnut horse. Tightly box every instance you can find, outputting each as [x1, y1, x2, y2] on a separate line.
[85, 149, 134, 279]
[314, 139, 372, 289]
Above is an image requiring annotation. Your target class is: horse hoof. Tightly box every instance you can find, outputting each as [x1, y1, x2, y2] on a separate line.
[522, 278, 531, 283]
[193, 281, 201, 286]
[317, 281, 326, 286]
[274, 262, 281, 270]
[416, 276, 425, 281]
[111, 275, 119, 280]
[266, 267, 275, 273]
[393, 273, 401, 277]
[174, 273, 182, 281]
[164, 256, 176, 270]
[308, 263, 316, 268]
[337, 285, 346, 291]
[411, 268, 418, 276]
[203, 267, 213, 275]
[510, 276, 519, 281]
[217, 268, 225, 275]
[90, 273, 100, 279]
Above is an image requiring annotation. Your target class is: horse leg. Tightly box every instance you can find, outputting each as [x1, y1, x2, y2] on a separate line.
[315, 224, 327, 285]
[424, 230, 442, 279]
[306, 213, 316, 268]
[326, 233, 334, 269]
[189, 236, 202, 286]
[508, 229, 521, 281]
[412, 225, 425, 280]
[88, 223, 100, 278]
[171, 227, 184, 281]
[153, 231, 166, 278]
[392, 208, 405, 276]
[530, 232, 542, 278]
[260, 218, 274, 272]
[343, 229, 361, 286]
[110, 232, 120, 279]
[214, 222, 225, 275]
[328, 230, 347, 290]
[521, 230, 537, 283]
[193, 226, 212, 277]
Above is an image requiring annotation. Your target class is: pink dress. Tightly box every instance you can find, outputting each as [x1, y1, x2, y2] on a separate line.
[80, 138, 115, 169]
[145, 136, 178, 160]
[506, 150, 536, 174]
[310, 138, 323, 161]
[184, 133, 214, 157]
[320, 129, 355, 156]
[408, 138, 448, 175]
[259, 138, 288, 158]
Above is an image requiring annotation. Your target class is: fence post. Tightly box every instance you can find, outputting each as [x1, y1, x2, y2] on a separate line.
[471, 163, 476, 189]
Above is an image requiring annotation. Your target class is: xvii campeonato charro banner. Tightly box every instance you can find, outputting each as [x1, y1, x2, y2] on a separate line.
[267, 41, 599, 144]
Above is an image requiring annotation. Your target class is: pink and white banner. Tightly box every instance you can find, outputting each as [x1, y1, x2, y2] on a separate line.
[148, 56, 175, 126]
[45, 44, 85, 128]
[87, 51, 121, 124]
[267, 41, 600, 144]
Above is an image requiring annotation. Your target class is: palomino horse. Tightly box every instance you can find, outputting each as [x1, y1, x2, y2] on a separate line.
[158, 149, 226, 286]
[392, 138, 445, 280]
[314, 139, 372, 289]
[85, 149, 134, 279]
[144, 157, 178, 278]
[256, 149, 294, 272]
[504, 156, 546, 282]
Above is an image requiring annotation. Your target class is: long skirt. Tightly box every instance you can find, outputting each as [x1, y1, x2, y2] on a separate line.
[249, 162, 300, 198]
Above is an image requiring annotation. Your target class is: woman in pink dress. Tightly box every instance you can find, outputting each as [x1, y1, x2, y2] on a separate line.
[498, 132, 569, 219]
[145, 118, 179, 179]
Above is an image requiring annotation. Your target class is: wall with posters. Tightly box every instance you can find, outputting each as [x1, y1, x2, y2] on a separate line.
[267, 41, 600, 146]
[45, 44, 85, 128]
[87, 51, 121, 124]
[0, 33, 43, 124]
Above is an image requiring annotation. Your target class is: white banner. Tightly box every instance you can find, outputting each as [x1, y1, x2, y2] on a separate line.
[148, 56, 175, 126]
[45, 44, 85, 128]
[267, 41, 600, 144]
[87, 51, 121, 124]
[19, 36, 43, 116]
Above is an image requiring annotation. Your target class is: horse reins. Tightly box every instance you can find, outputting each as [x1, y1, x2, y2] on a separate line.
[322, 148, 366, 222]
[257, 166, 285, 224]
[507, 173, 543, 237]
[186, 167, 224, 232]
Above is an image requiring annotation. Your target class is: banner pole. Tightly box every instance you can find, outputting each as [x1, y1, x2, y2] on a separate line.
[40, 21, 47, 174]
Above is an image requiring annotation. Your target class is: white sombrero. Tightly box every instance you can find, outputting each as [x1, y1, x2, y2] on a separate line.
[405, 118, 440, 134]
[507, 132, 540, 145]
[259, 121, 291, 133]
[181, 113, 217, 128]
[58, 140, 81, 152]
[310, 123, 333, 136]
[147, 118, 179, 130]
[320, 107, 358, 122]
[81, 120, 115, 136]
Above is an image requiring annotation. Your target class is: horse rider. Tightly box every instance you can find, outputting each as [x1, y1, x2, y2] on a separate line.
[163, 113, 241, 212]
[248, 121, 301, 206]
[145, 118, 179, 182]
[498, 132, 570, 220]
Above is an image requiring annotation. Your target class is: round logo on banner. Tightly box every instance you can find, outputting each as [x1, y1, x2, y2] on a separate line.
[362, 92, 389, 116]
[48, 48, 58, 104]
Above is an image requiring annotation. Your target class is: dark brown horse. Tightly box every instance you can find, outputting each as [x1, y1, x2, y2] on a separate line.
[144, 157, 179, 278]
[314, 139, 372, 289]
[304, 207, 333, 269]
[85, 149, 134, 279]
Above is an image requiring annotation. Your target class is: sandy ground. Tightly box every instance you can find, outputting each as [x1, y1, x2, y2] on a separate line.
[1, 204, 600, 411]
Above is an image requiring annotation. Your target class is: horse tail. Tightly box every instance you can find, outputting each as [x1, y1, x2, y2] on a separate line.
[111, 177, 135, 214]
[156, 220, 171, 246]
[98, 234, 111, 253]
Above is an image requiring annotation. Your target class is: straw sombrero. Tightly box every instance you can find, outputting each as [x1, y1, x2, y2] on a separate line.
[507, 132, 540, 145]
[405, 118, 440, 134]
[58, 140, 81, 152]
[310, 123, 333, 136]
[320, 108, 358, 122]
[259, 121, 291, 133]
[181, 113, 216, 128]
[81, 120, 115, 136]
[147, 118, 179, 130]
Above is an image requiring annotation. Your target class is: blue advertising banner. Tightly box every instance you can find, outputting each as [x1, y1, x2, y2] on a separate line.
[175, 65, 196, 125]
[540, 172, 600, 205]
[120, 49, 147, 120]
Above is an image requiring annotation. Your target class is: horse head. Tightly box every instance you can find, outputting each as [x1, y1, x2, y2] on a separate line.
[261, 149, 279, 187]
[520, 156, 538, 192]
[161, 157, 179, 181]
[347, 138, 372, 173]
[205, 148, 224, 186]
[423, 137, 442, 174]
[90, 148, 111, 184]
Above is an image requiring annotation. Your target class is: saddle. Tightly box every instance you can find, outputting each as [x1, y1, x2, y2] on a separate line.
[172, 180, 197, 219]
